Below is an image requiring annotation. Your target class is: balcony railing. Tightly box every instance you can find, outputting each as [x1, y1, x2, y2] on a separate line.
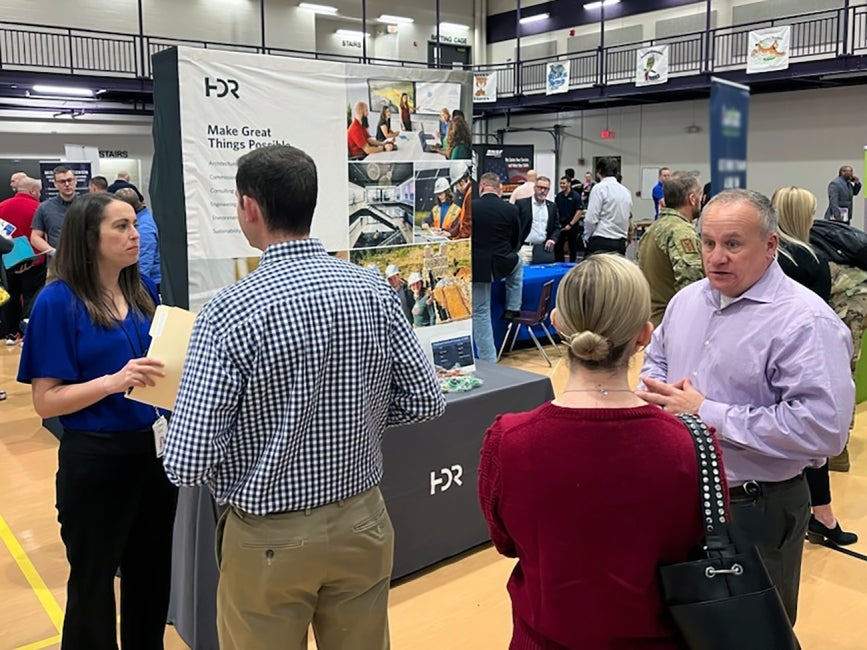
[0, 6, 865, 103]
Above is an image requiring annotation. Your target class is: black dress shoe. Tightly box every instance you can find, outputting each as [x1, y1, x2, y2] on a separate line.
[807, 515, 858, 546]
[502, 310, 521, 320]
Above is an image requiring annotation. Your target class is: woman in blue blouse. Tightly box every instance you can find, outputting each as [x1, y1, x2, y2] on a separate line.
[18, 193, 176, 649]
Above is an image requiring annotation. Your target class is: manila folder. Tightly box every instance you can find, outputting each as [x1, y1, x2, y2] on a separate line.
[125, 305, 197, 411]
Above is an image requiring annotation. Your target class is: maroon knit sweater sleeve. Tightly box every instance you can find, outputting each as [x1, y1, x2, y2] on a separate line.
[478, 416, 517, 558]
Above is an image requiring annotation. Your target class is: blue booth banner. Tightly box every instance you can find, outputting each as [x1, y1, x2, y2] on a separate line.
[709, 77, 750, 198]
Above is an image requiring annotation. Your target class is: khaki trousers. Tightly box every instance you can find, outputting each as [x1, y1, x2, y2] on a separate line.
[215, 486, 394, 650]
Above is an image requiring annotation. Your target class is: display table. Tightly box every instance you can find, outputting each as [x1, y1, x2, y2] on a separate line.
[167, 361, 555, 650]
[361, 130, 445, 162]
[489, 262, 575, 350]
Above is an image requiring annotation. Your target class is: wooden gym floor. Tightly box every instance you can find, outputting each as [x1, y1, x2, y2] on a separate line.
[1, 341, 866, 649]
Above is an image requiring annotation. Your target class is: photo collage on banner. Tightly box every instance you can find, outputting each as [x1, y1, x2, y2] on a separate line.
[172, 47, 473, 357]
[345, 72, 474, 348]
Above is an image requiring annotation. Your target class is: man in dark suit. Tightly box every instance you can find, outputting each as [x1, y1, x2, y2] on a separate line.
[472, 172, 523, 362]
[825, 165, 862, 223]
[515, 176, 559, 264]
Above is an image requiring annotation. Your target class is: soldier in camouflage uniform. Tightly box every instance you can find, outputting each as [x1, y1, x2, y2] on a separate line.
[638, 171, 704, 326]
[830, 261, 867, 372]
[828, 261, 867, 471]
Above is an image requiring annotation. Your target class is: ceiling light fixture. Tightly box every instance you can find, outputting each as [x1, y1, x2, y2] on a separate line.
[299, 2, 338, 14]
[32, 84, 93, 97]
[378, 14, 414, 24]
[519, 12, 550, 24]
[584, 0, 620, 9]
[440, 22, 470, 31]
[336, 29, 368, 38]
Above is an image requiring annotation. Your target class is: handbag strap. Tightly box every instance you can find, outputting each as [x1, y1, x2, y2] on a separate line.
[676, 413, 731, 550]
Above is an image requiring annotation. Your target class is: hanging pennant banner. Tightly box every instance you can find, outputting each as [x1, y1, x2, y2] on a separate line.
[635, 44, 670, 87]
[747, 26, 790, 74]
[545, 62, 570, 95]
[473, 72, 497, 103]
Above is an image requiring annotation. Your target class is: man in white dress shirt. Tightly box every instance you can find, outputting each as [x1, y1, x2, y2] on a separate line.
[515, 177, 559, 265]
[583, 157, 632, 256]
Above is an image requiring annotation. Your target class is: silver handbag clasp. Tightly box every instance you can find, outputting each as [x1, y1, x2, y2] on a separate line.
[705, 564, 744, 578]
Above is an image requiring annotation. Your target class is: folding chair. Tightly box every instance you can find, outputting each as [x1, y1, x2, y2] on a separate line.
[497, 279, 562, 366]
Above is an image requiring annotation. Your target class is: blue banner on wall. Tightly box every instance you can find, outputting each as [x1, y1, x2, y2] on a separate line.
[709, 78, 750, 197]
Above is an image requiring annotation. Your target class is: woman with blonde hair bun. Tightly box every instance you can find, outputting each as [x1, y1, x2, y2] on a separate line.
[479, 254, 717, 649]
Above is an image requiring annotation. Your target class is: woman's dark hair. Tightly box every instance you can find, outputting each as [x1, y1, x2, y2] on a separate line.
[52, 193, 155, 328]
[436, 189, 455, 205]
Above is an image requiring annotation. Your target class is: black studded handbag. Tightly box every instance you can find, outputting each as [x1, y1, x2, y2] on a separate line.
[658, 413, 799, 650]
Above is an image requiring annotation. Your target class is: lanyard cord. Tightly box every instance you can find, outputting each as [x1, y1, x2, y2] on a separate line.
[117, 312, 146, 359]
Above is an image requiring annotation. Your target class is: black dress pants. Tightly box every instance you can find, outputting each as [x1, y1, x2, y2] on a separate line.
[554, 225, 580, 263]
[805, 462, 831, 506]
[56, 429, 178, 650]
[585, 235, 627, 257]
[728, 474, 809, 626]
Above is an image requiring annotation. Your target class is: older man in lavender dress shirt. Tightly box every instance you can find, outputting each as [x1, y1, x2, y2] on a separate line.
[637, 189, 855, 625]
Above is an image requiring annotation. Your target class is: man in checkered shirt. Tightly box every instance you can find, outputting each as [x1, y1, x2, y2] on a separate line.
[163, 145, 446, 650]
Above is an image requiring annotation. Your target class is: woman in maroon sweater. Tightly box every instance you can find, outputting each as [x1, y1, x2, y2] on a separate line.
[479, 255, 714, 649]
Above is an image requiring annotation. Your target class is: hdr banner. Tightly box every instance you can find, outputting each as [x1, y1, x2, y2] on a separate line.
[709, 77, 750, 197]
[154, 45, 475, 350]
[176, 48, 348, 260]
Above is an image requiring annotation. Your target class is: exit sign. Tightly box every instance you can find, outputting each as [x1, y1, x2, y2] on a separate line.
[601, 130, 615, 139]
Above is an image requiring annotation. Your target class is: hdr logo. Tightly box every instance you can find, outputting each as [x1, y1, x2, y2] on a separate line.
[204, 77, 240, 99]
[430, 465, 463, 495]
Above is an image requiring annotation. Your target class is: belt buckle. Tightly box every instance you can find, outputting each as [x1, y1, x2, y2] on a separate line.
[742, 480, 762, 498]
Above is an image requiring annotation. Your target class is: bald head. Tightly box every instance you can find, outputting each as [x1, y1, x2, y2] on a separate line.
[115, 187, 143, 211]
[116, 171, 131, 182]
[10, 171, 26, 191]
[353, 101, 369, 120]
[18, 177, 42, 199]
[526, 170, 538, 183]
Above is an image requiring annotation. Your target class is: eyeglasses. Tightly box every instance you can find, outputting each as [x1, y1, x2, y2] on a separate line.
[55, 178, 76, 185]
[536, 185, 550, 191]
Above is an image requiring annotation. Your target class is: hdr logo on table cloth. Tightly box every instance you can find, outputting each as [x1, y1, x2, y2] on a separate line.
[430, 465, 463, 495]
[204, 77, 240, 99]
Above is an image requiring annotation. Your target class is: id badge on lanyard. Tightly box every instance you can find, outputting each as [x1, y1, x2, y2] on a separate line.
[152, 410, 168, 458]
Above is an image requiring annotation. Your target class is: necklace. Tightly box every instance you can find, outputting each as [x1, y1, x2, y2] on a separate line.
[562, 385, 634, 396]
